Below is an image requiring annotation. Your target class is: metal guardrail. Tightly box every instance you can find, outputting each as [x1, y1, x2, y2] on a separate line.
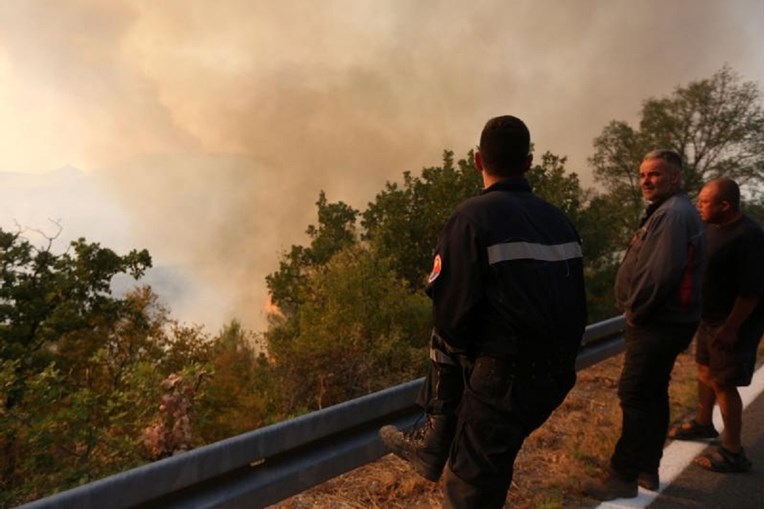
[19, 316, 626, 509]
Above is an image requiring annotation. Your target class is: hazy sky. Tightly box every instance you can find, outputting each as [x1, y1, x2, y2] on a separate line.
[0, 0, 762, 332]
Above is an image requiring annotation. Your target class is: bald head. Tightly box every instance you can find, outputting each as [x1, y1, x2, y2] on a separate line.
[697, 177, 741, 224]
[709, 177, 741, 209]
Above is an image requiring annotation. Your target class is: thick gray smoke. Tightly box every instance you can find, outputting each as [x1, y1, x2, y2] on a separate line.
[0, 0, 761, 331]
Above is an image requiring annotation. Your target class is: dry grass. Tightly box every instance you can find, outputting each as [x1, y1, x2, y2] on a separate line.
[271, 347, 744, 509]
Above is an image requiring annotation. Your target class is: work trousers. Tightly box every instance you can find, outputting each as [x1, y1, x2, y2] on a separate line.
[418, 342, 575, 509]
[610, 323, 697, 479]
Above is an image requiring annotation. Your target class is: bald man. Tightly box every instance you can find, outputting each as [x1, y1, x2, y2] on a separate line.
[668, 177, 763, 473]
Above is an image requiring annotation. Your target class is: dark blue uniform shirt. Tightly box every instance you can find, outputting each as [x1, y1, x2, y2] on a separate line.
[426, 177, 587, 365]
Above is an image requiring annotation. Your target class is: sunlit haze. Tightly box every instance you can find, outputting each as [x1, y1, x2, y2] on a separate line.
[1, 0, 762, 332]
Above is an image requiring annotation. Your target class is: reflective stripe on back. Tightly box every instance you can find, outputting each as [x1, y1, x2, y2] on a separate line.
[487, 241, 582, 265]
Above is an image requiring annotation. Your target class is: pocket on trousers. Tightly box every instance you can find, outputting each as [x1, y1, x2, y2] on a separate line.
[467, 357, 514, 412]
[449, 387, 524, 487]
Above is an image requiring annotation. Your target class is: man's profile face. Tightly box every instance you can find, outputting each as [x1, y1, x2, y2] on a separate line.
[697, 184, 725, 224]
[639, 158, 679, 203]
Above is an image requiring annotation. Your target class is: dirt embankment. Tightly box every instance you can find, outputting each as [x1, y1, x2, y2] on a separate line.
[273, 350, 704, 509]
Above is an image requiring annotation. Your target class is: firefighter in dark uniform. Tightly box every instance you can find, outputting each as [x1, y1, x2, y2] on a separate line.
[380, 115, 588, 508]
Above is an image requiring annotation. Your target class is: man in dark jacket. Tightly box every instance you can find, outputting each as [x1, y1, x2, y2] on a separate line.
[380, 115, 588, 508]
[584, 149, 705, 500]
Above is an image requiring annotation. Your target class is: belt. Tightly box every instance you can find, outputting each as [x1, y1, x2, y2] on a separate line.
[475, 355, 573, 380]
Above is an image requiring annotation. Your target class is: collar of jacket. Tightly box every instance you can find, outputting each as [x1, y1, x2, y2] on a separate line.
[640, 190, 687, 225]
[481, 177, 531, 195]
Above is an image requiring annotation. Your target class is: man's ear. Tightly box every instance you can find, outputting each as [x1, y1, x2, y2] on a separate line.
[475, 151, 484, 172]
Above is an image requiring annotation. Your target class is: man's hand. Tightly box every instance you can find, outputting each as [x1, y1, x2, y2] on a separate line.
[712, 323, 738, 350]
[713, 294, 758, 350]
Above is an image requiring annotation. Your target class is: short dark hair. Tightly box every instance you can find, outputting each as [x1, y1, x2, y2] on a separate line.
[712, 177, 741, 209]
[479, 115, 530, 176]
[643, 149, 683, 171]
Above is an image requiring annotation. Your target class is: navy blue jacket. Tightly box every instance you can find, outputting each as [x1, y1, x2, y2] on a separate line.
[426, 178, 587, 365]
[614, 192, 704, 327]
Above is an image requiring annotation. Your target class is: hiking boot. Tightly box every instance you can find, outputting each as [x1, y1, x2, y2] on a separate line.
[638, 471, 660, 491]
[379, 414, 454, 482]
[582, 471, 638, 501]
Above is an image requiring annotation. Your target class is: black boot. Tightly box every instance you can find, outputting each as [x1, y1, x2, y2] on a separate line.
[638, 470, 659, 491]
[379, 414, 455, 482]
[582, 470, 638, 501]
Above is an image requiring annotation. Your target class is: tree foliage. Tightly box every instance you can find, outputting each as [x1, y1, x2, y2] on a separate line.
[5, 66, 762, 506]
[590, 66, 763, 233]
[362, 150, 482, 290]
[265, 191, 359, 314]
[267, 245, 430, 412]
[526, 151, 587, 224]
[1, 229, 152, 412]
[0, 230, 268, 507]
[0, 224, 156, 503]
[640, 66, 763, 193]
[196, 321, 279, 442]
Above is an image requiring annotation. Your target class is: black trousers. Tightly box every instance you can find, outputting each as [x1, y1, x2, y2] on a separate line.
[419, 349, 575, 509]
[610, 323, 696, 479]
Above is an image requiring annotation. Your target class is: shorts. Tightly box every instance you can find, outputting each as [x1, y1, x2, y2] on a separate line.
[695, 321, 762, 387]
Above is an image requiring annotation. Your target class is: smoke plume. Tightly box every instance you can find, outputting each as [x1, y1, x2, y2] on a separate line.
[0, 0, 761, 331]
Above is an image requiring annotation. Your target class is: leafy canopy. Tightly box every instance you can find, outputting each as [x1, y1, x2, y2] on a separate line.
[590, 66, 763, 230]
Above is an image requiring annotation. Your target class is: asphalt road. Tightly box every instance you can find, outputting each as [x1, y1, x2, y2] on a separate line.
[595, 366, 763, 509]
[647, 393, 763, 509]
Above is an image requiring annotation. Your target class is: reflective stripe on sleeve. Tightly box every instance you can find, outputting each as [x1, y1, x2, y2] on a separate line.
[430, 346, 457, 365]
[487, 241, 582, 265]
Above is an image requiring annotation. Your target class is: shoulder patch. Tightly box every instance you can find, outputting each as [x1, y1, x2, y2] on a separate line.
[428, 254, 442, 284]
